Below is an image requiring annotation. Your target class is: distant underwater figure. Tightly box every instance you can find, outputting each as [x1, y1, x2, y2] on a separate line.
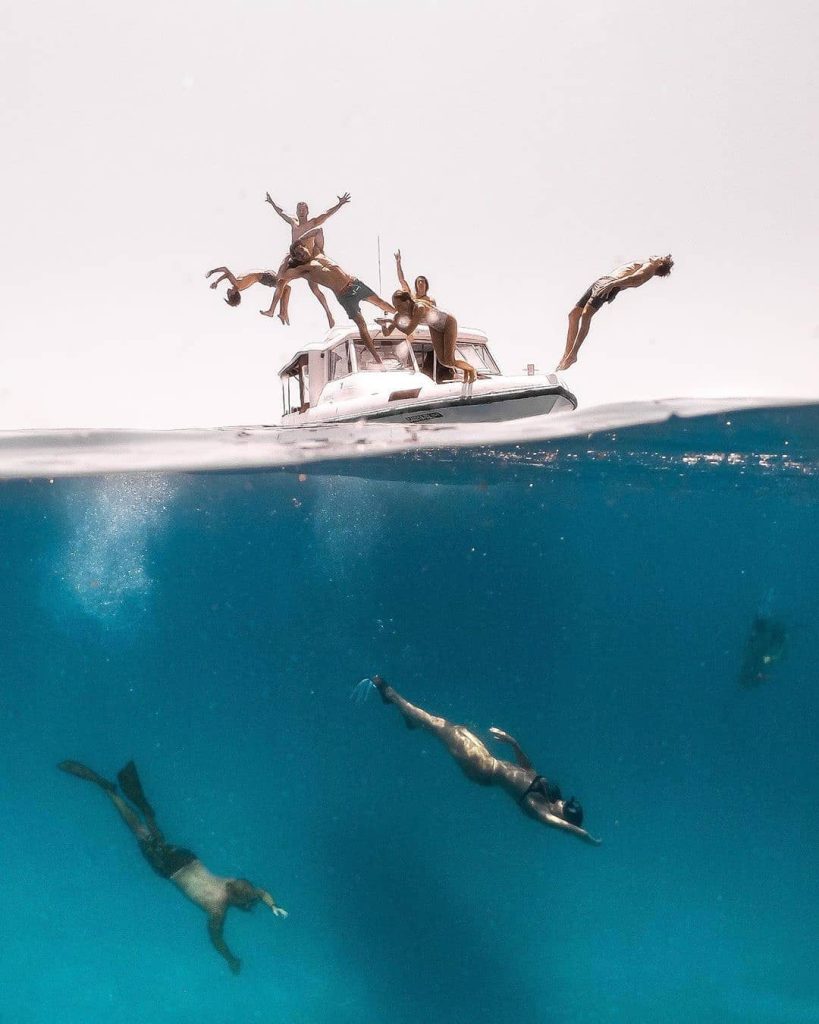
[739, 614, 787, 688]
[58, 759, 287, 975]
[362, 676, 601, 845]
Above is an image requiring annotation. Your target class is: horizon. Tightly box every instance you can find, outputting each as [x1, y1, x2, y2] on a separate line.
[1, 1, 817, 430]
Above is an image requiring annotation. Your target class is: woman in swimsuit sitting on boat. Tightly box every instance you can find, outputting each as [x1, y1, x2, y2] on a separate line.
[376, 252, 477, 382]
[354, 675, 601, 845]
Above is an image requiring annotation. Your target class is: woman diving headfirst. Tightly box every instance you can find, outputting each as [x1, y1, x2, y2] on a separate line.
[353, 676, 601, 845]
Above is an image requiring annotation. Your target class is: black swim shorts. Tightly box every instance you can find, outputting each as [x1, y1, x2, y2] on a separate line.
[576, 276, 620, 311]
[139, 835, 197, 879]
[259, 272, 277, 287]
[337, 279, 376, 319]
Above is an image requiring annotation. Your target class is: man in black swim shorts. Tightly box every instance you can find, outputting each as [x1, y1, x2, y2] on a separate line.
[58, 759, 287, 975]
[557, 254, 674, 371]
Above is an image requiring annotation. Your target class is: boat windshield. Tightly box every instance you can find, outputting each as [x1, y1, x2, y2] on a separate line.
[355, 338, 416, 372]
[411, 339, 500, 381]
[455, 342, 500, 375]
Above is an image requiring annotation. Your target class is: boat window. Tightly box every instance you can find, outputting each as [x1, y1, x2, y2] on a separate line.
[283, 356, 309, 413]
[456, 342, 500, 374]
[411, 342, 455, 383]
[354, 338, 415, 372]
[328, 341, 351, 381]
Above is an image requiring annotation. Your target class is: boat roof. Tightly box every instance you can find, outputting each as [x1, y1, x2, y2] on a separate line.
[278, 324, 490, 376]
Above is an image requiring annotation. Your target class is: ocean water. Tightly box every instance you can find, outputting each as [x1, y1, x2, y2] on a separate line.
[1, 404, 818, 1024]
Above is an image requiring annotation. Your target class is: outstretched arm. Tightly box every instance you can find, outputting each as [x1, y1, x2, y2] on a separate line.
[207, 912, 241, 974]
[206, 267, 237, 288]
[533, 804, 602, 845]
[308, 192, 351, 228]
[260, 264, 310, 317]
[265, 193, 296, 227]
[257, 889, 288, 918]
[394, 250, 411, 293]
[375, 310, 422, 337]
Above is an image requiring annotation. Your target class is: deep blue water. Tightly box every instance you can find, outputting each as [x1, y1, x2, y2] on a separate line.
[2, 409, 818, 1023]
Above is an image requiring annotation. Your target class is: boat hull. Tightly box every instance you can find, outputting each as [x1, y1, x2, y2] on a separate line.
[281, 385, 577, 426]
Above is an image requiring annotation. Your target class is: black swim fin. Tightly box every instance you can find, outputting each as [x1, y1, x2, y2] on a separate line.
[58, 760, 117, 794]
[117, 760, 156, 821]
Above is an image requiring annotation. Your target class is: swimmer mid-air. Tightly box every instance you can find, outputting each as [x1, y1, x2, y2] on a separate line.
[263, 191, 352, 327]
[58, 759, 287, 974]
[353, 676, 600, 844]
[205, 266, 293, 315]
[557, 254, 674, 371]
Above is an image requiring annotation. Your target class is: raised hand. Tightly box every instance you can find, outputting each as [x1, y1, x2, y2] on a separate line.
[337, 192, 351, 205]
[394, 249, 401, 262]
[265, 192, 275, 205]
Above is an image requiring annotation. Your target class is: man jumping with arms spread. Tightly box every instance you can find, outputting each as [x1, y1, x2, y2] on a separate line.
[264, 191, 353, 327]
[558, 254, 674, 370]
[58, 759, 287, 975]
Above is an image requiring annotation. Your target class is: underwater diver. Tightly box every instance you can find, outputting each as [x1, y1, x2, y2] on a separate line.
[57, 759, 287, 975]
[353, 676, 600, 844]
[739, 614, 787, 687]
[557, 254, 674, 371]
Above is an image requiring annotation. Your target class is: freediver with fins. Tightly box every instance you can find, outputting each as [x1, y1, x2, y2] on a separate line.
[58, 759, 287, 974]
[352, 675, 601, 845]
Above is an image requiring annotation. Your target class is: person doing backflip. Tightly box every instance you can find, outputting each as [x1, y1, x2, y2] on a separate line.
[58, 759, 287, 975]
[261, 235, 394, 361]
[354, 676, 600, 844]
[557, 254, 674, 371]
[264, 191, 353, 327]
[205, 265, 296, 319]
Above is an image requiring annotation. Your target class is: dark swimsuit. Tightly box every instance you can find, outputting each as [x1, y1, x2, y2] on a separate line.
[139, 834, 197, 879]
[337, 279, 376, 319]
[576, 277, 620, 311]
[518, 775, 550, 805]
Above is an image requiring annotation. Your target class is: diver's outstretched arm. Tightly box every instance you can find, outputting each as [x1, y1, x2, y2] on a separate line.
[527, 801, 601, 845]
[308, 282, 335, 328]
[487, 727, 533, 769]
[394, 250, 411, 294]
[208, 912, 241, 974]
[265, 193, 296, 226]
[309, 192, 351, 227]
[257, 889, 288, 918]
[206, 267, 237, 288]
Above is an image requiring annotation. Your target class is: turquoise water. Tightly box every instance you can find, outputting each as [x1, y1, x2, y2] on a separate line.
[2, 407, 818, 1023]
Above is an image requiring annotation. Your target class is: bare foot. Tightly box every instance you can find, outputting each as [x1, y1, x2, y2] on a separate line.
[260, 309, 277, 318]
[210, 282, 218, 289]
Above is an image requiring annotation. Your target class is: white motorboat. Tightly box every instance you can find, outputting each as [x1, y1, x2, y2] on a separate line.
[278, 325, 576, 425]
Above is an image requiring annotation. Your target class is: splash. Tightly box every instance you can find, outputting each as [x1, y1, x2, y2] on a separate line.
[59, 474, 174, 621]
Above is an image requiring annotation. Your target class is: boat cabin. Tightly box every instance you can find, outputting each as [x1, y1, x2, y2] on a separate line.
[279, 325, 500, 417]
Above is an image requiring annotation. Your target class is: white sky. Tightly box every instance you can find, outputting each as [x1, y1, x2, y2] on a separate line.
[1, 0, 817, 429]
